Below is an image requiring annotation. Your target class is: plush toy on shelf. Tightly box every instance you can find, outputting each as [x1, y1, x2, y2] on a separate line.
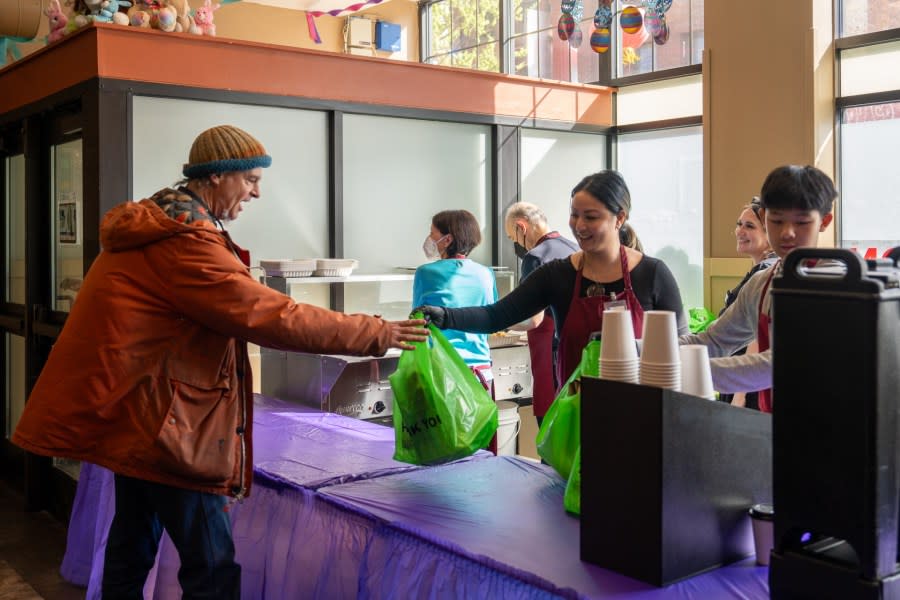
[192, 0, 219, 36]
[45, 0, 69, 43]
[169, 0, 195, 33]
[101, 0, 132, 25]
[151, 3, 179, 31]
[126, 0, 190, 32]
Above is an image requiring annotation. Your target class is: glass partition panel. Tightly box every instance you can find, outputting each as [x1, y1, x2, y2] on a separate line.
[839, 102, 900, 257]
[52, 139, 84, 312]
[520, 128, 606, 249]
[5, 334, 25, 437]
[617, 126, 703, 311]
[132, 97, 330, 266]
[5, 154, 25, 304]
[342, 114, 492, 275]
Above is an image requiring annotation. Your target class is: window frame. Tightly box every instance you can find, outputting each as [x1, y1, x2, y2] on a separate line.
[834, 2, 900, 253]
[421, 0, 704, 84]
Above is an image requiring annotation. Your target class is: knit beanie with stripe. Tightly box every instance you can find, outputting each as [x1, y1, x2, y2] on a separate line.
[182, 125, 272, 179]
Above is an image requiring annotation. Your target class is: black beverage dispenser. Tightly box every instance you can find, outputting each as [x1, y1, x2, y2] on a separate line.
[768, 248, 900, 599]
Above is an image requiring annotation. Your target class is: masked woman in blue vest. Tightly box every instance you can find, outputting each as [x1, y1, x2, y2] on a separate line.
[413, 210, 498, 391]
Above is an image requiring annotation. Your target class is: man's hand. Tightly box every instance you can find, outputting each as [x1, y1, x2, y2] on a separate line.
[412, 305, 447, 328]
[387, 318, 429, 351]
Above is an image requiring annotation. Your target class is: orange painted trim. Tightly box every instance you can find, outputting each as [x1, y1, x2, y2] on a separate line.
[1, 24, 613, 126]
[0, 28, 100, 116]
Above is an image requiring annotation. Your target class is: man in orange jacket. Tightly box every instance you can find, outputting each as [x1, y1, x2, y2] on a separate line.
[12, 125, 427, 599]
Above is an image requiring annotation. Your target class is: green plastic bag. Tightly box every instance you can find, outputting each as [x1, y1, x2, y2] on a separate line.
[688, 307, 716, 334]
[563, 446, 582, 515]
[389, 322, 498, 465]
[535, 340, 600, 480]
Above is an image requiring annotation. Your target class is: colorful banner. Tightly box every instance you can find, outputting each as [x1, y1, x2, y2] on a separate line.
[307, 0, 383, 18]
[306, 11, 322, 43]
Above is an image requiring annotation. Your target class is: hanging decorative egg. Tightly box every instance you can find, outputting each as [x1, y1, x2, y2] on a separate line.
[657, 0, 673, 13]
[653, 22, 670, 45]
[558, 13, 575, 40]
[593, 5, 612, 28]
[619, 5, 643, 34]
[644, 9, 663, 37]
[570, 0, 583, 22]
[590, 27, 610, 53]
[561, 0, 575, 14]
[569, 27, 583, 48]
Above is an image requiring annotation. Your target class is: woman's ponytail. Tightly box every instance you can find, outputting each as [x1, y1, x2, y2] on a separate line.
[619, 223, 644, 253]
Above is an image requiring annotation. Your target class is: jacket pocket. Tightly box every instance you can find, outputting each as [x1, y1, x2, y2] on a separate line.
[154, 378, 238, 485]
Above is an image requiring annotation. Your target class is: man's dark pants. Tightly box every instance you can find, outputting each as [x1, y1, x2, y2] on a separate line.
[102, 474, 240, 599]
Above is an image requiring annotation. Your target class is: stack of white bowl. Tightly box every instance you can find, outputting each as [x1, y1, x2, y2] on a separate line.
[639, 310, 681, 391]
[680, 344, 716, 400]
[599, 309, 639, 384]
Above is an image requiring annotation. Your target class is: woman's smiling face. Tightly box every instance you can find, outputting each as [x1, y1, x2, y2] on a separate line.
[735, 207, 768, 259]
[569, 190, 621, 253]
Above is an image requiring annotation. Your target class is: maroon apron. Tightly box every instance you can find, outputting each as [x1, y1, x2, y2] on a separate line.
[527, 315, 557, 418]
[557, 246, 645, 386]
[755, 264, 778, 414]
[521, 232, 564, 417]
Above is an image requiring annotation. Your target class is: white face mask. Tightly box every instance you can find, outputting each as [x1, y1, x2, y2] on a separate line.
[423, 234, 447, 261]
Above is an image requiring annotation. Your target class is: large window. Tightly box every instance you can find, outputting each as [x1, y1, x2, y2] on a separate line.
[423, 0, 501, 71]
[837, 1, 900, 257]
[614, 0, 704, 79]
[839, 103, 900, 257]
[423, 0, 701, 83]
[507, 0, 599, 81]
[841, 0, 900, 35]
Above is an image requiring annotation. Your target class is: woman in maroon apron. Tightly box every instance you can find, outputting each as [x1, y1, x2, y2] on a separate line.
[555, 171, 658, 384]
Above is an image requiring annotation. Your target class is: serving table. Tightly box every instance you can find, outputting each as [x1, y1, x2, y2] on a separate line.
[60, 394, 769, 599]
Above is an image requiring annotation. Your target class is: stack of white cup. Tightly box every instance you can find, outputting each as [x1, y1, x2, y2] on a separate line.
[679, 344, 716, 400]
[639, 310, 681, 391]
[599, 309, 639, 383]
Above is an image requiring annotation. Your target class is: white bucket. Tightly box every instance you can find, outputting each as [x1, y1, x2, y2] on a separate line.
[496, 400, 521, 456]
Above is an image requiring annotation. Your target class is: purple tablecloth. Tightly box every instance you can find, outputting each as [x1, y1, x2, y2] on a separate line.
[61, 394, 768, 599]
[320, 457, 770, 599]
[62, 393, 476, 599]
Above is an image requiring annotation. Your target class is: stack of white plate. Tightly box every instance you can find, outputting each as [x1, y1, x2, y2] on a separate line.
[314, 258, 359, 277]
[259, 259, 316, 277]
[599, 309, 639, 384]
[639, 310, 681, 391]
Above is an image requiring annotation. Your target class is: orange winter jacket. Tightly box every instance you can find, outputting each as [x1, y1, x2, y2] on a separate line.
[12, 193, 396, 497]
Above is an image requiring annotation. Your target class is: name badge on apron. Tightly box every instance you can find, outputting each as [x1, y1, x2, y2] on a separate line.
[603, 294, 627, 312]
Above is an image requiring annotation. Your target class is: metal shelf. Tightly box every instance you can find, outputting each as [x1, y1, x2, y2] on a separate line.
[269, 273, 416, 284]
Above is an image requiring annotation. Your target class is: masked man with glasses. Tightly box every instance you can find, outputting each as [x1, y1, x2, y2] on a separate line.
[504, 203, 581, 425]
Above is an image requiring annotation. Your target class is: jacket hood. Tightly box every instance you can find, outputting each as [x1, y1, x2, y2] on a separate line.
[101, 191, 218, 252]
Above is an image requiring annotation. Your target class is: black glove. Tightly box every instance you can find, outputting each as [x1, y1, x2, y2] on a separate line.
[413, 305, 447, 329]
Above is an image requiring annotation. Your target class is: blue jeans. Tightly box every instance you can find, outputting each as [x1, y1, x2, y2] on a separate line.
[102, 474, 240, 599]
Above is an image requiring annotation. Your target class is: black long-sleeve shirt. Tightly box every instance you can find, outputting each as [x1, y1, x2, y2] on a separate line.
[443, 255, 688, 337]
